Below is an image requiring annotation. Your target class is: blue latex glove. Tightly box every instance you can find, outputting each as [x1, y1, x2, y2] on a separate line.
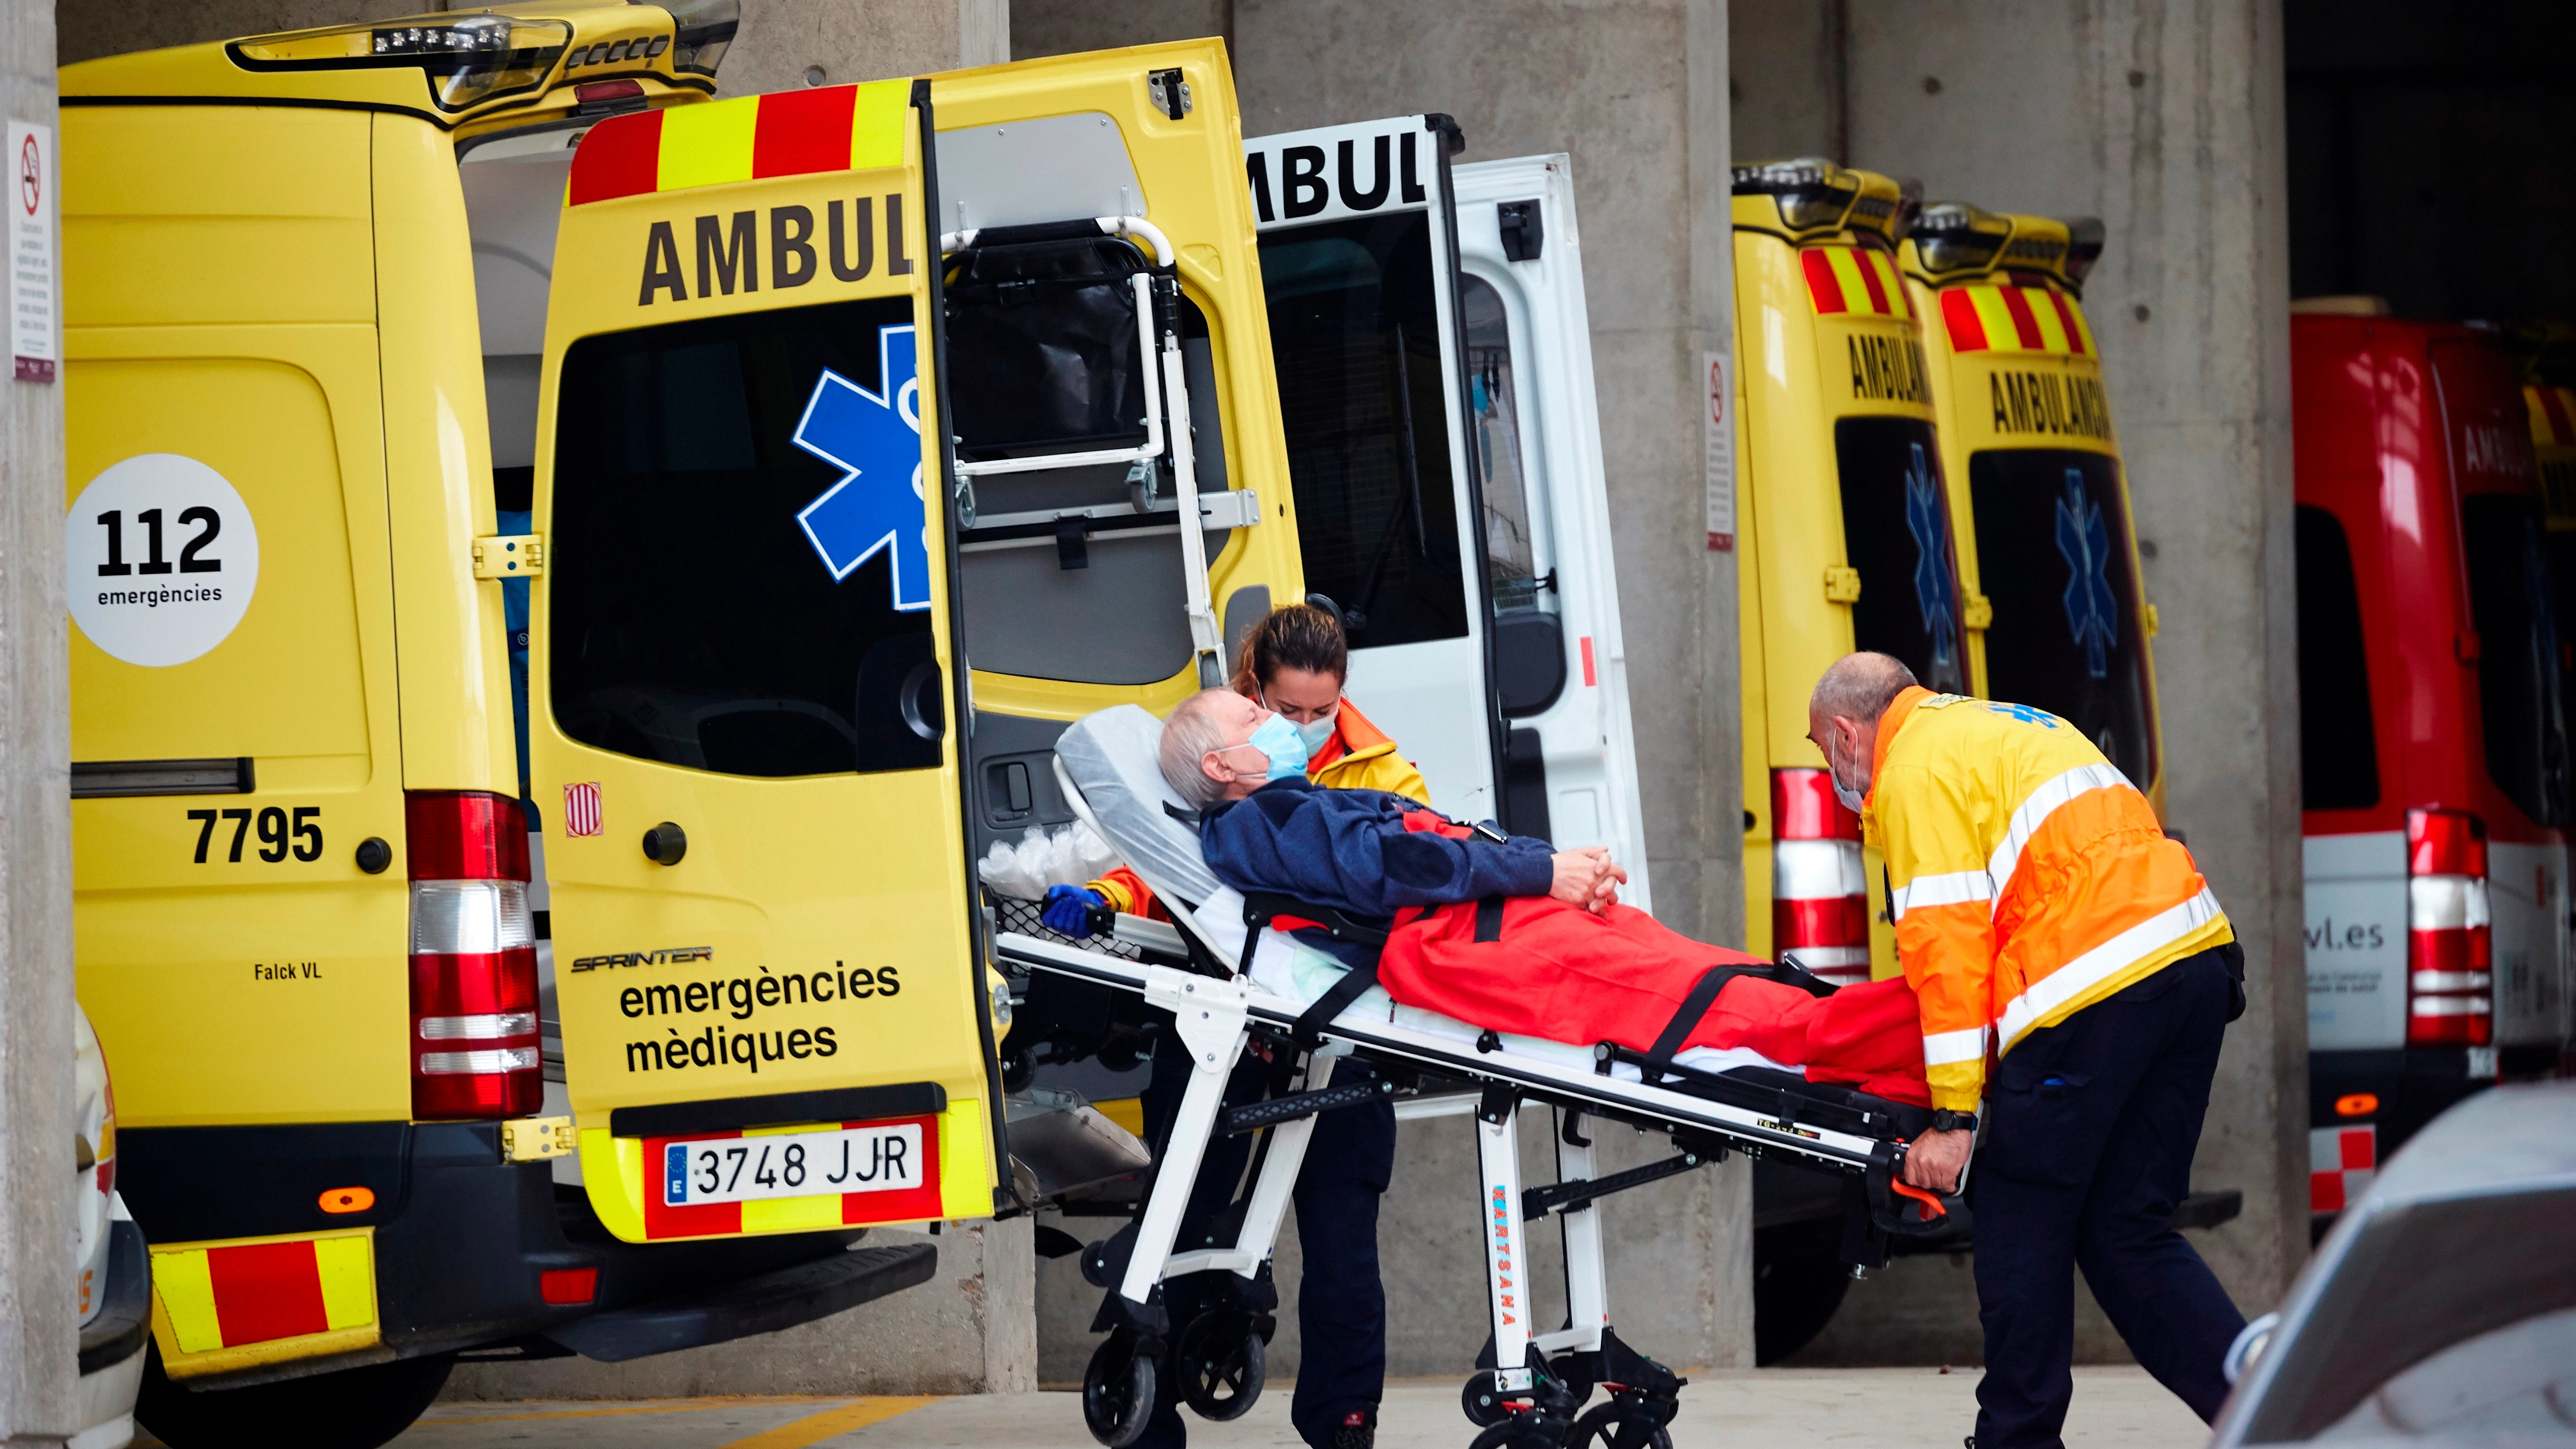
[1042, 884, 1104, 937]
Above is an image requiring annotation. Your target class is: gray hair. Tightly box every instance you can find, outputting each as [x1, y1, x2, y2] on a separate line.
[1158, 689, 1238, 809]
[1809, 651, 1919, 724]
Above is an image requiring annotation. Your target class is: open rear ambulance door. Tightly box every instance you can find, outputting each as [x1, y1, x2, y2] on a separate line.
[1453, 155, 1655, 907]
[532, 80, 1002, 1240]
[1245, 117, 1507, 822]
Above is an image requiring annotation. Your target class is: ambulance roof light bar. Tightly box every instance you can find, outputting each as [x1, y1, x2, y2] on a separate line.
[651, 0, 738, 77]
[2063, 217, 2105, 286]
[1845, 172, 1918, 249]
[232, 12, 577, 111]
[1732, 158, 1863, 236]
[1907, 202, 2013, 281]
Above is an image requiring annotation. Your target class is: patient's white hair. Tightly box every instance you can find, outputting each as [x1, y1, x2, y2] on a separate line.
[1159, 689, 1238, 809]
[1809, 652, 1918, 724]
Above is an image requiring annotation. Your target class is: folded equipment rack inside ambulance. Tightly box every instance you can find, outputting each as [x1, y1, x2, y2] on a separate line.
[992, 706, 1963, 1449]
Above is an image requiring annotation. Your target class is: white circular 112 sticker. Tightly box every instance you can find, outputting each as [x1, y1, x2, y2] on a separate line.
[66, 454, 261, 668]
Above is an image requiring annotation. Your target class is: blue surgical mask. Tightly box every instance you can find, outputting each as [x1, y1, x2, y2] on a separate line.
[1293, 708, 1339, 755]
[1246, 713, 1311, 781]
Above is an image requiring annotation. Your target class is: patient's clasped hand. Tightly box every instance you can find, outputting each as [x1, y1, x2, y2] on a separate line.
[1159, 690, 1931, 1105]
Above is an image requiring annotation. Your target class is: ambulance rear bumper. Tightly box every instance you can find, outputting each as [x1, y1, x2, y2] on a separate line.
[119, 1121, 915, 1383]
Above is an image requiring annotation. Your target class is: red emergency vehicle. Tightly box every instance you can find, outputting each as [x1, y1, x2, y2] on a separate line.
[2292, 305, 2573, 1223]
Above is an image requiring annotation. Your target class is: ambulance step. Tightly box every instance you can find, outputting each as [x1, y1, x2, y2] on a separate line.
[545, 1242, 936, 1362]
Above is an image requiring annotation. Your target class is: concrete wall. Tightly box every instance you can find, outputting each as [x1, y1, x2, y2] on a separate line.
[1732, 0, 2312, 1365]
[1, 0, 71, 1440]
[1014, 0, 1758, 1381]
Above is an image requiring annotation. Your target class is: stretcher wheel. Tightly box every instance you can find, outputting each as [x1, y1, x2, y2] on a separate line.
[1565, 1398, 1675, 1449]
[1462, 1370, 1511, 1427]
[1174, 1311, 1266, 1420]
[1083, 1331, 1158, 1448]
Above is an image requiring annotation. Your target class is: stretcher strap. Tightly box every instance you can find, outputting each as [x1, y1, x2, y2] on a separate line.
[1474, 895, 1505, 942]
[1641, 965, 1758, 1081]
[1236, 891, 1395, 1048]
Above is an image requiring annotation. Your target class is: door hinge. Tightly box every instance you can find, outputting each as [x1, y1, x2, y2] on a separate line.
[1964, 590, 1994, 631]
[1823, 565, 1862, 604]
[474, 533, 545, 580]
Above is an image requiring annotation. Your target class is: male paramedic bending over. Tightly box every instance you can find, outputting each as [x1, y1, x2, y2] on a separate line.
[1807, 653, 2246, 1449]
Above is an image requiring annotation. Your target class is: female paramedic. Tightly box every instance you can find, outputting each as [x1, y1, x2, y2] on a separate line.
[1042, 602, 1416, 1449]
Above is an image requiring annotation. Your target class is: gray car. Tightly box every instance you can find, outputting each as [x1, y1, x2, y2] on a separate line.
[2209, 1079, 2576, 1447]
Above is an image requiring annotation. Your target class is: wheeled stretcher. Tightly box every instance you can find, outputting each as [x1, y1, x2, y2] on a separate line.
[993, 707, 1967, 1448]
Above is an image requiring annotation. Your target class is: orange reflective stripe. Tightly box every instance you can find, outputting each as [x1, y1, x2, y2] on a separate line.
[1940, 288, 1988, 350]
[1997, 286, 2046, 349]
[1895, 900, 1994, 1038]
[1867, 250, 1911, 318]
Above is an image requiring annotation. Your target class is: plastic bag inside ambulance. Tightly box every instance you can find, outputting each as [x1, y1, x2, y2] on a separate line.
[943, 237, 1148, 458]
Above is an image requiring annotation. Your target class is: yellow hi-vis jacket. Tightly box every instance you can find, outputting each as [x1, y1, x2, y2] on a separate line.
[1865, 687, 2231, 1110]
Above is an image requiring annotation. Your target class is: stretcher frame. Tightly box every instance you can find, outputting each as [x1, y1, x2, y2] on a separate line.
[996, 756, 1955, 1444]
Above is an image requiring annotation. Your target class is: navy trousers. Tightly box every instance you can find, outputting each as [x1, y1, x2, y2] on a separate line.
[1133, 1030, 1396, 1449]
[1971, 947, 2248, 1449]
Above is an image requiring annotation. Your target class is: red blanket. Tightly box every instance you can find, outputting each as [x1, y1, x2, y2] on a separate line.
[1375, 897, 1929, 1105]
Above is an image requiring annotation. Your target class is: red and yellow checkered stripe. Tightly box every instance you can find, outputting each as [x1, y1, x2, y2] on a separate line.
[569, 79, 911, 207]
[152, 1228, 377, 1377]
[2525, 384, 2576, 447]
[1937, 284, 2096, 357]
[1801, 246, 1910, 319]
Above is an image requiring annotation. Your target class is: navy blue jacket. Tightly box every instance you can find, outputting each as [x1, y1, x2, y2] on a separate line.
[1199, 777, 1556, 920]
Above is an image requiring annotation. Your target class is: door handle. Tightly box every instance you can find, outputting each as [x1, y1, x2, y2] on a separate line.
[898, 659, 946, 742]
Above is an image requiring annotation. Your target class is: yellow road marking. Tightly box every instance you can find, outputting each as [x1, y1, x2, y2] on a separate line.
[413, 1396, 843, 1427]
[712, 1396, 943, 1448]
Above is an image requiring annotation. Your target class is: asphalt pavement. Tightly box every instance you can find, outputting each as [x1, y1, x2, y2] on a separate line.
[135, 1366, 2210, 1449]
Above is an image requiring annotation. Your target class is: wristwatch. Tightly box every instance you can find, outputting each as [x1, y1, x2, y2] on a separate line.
[1930, 1109, 1978, 1134]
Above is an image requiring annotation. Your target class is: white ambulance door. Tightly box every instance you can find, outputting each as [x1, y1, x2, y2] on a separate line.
[1452, 154, 1654, 909]
[1246, 116, 1503, 821]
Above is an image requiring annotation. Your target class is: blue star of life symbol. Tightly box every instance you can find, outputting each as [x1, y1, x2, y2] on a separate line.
[1903, 442, 1961, 673]
[2054, 468, 2119, 679]
[792, 325, 929, 611]
[1989, 702, 2060, 728]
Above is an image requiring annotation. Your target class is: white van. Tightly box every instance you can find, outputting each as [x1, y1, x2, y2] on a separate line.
[1240, 118, 1651, 895]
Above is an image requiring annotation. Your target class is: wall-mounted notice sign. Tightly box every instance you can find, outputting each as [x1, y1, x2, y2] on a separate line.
[9, 120, 52, 384]
[1703, 350, 1734, 550]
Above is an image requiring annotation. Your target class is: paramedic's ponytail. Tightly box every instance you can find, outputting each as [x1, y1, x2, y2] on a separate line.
[1231, 603, 1349, 699]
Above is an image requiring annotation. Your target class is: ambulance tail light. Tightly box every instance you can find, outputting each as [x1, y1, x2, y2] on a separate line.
[408, 792, 541, 1119]
[1772, 769, 1871, 986]
[2406, 808, 2492, 1048]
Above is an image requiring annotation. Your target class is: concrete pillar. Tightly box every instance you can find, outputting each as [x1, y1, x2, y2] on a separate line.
[1732, 0, 2310, 1364]
[1014, 0, 1757, 1379]
[0, 0, 72, 1441]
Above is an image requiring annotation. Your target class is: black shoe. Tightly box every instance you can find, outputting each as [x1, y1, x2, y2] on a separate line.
[1330, 1408, 1376, 1449]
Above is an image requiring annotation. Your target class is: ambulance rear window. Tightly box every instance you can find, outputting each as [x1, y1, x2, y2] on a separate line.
[2295, 504, 2379, 811]
[548, 297, 939, 780]
[1260, 212, 1468, 649]
[1969, 449, 2158, 786]
[1834, 417, 1969, 697]
[2460, 494, 2570, 828]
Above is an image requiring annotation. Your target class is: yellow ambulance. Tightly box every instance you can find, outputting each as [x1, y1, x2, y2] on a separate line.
[1732, 160, 1974, 987]
[64, 7, 1296, 1443]
[1898, 205, 2166, 813]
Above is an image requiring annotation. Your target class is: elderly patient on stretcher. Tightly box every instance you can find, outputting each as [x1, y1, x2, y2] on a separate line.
[1155, 689, 1930, 1105]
